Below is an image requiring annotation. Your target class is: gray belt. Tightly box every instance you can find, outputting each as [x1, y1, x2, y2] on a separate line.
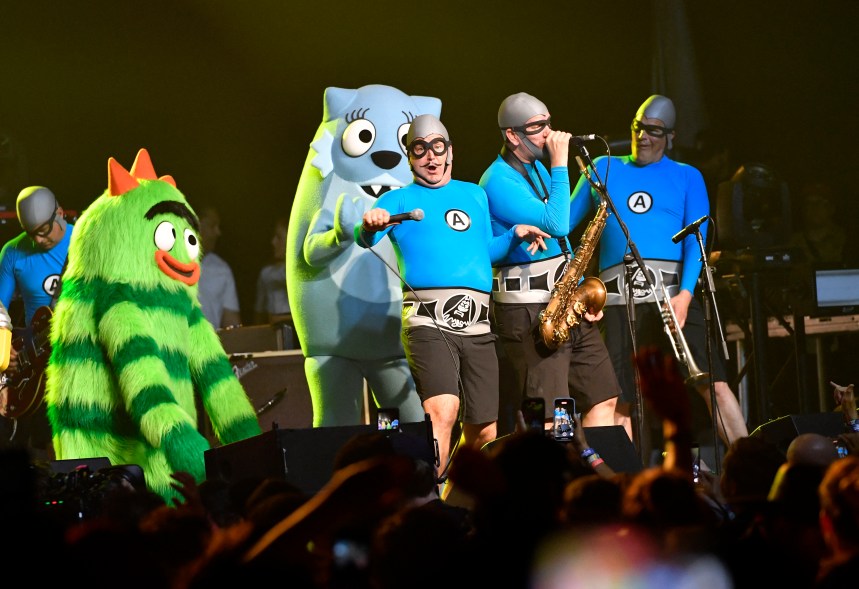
[600, 260, 681, 306]
[491, 255, 567, 304]
[403, 288, 491, 335]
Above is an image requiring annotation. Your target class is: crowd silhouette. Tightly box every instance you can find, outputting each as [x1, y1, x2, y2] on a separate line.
[2, 347, 858, 588]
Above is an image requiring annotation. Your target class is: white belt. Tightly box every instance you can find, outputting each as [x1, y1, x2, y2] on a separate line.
[491, 255, 567, 304]
[600, 260, 681, 306]
[403, 288, 491, 335]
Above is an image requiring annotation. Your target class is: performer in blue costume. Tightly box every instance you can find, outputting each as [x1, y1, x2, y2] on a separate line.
[356, 114, 548, 477]
[570, 94, 748, 455]
[0, 186, 73, 455]
[287, 85, 438, 427]
[481, 92, 620, 436]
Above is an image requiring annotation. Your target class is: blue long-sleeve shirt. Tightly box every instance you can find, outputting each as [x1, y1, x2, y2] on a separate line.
[570, 155, 709, 295]
[355, 179, 521, 293]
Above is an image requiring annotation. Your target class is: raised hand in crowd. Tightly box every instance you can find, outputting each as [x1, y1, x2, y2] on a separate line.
[634, 346, 694, 476]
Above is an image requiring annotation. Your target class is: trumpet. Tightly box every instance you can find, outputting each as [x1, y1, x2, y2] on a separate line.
[657, 283, 709, 387]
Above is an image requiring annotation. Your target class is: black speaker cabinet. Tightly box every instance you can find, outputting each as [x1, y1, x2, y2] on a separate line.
[480, 425, 642, 473]
[205, 419, 434, 496]
[49, 457, 112, 474]
[580, 425, 643, 473]
[750, 412, 844, 454]
[201, 351, 314, 445]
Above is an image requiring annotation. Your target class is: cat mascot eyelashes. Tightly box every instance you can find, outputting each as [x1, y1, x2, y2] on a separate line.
[45, 148, 261, 502]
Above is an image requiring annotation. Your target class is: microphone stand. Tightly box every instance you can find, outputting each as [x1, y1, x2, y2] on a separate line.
[694, 229, 729, 473]
[574, 144, 655, 465]
[623, 253, 647, 463]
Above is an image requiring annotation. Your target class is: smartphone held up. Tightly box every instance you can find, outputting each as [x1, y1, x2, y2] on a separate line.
[552, 397, 576, 442]
[521, 397, 546, 432]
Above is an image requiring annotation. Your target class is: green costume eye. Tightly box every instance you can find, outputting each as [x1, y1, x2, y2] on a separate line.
[184, 228, 200, 259]
[154, 221, 176, 251]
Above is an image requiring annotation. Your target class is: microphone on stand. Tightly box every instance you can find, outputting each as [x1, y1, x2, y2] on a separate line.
[671, 215, 709, 244]
[571, 136, 596, 167]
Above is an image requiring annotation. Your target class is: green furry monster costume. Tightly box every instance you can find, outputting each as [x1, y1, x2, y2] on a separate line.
[45, 148, 261, 502]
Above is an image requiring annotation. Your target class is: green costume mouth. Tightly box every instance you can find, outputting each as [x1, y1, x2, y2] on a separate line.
[155, 249, 200, 286]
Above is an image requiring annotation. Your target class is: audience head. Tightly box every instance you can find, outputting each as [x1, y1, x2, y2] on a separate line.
[768, 462, 826, 525]
[819, 455, 859, 547]
[561, 473, 624, 528]
[720, 436, 785, 507]
[786, 432, 839, 468]
[334, 430, 438, 502]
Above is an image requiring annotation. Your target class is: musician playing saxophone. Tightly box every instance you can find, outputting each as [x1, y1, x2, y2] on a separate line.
[480, 93, 621, 435]
[569, 94, 749, 451]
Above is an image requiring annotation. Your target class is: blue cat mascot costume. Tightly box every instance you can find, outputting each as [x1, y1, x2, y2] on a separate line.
[287, 84, 439, 426]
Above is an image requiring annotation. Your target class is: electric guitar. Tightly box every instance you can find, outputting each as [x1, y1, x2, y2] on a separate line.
[0, 306, 53, 419]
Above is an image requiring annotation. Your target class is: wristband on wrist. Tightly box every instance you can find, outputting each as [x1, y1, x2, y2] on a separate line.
[589, 458, 605, 468]
[586, 452, 602, 464]
[847, 418, 859, 433]
[580, 447, 596, 459]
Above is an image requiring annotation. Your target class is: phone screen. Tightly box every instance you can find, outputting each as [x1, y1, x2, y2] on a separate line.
[377, 408, 400, 431]
[552, 397, 575, 442]
[691, 444, 701, 483]
[521, 397, 546, 431]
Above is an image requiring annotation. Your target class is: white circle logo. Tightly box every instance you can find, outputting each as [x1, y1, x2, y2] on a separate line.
[43, 274, 61, 296]
[627, 191, 653, 214]
[445, 209, 471, 232]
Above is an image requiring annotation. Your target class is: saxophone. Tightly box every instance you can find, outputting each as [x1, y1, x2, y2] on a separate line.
[538, 200, 609, 349]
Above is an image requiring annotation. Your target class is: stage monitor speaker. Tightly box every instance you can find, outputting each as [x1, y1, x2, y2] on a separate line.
[205, 418, 435, 496]
[219, 323, 294, 354]
[480, 426, 642, 474]
[750, 412, 844, 454]
[582, 425, 643, 473]
[49, 457, 112, 474]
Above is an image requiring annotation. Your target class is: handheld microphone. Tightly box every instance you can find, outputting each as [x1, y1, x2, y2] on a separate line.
[388, 208, 425, 223]
[571, 134, 598, 142]
[671, 215, 709, 244]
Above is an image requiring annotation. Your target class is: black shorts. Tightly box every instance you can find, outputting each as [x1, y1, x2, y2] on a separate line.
[491, 302, 619, 414]
[602, 297, 728, 404]
[402, 326, 498, 424]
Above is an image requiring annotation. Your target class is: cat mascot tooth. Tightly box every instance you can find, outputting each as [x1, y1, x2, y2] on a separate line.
[287, 84, 440, 426]
[45, 148, 261, 502]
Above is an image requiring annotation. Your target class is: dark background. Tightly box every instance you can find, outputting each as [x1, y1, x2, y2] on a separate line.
[2, 1, 857, 421]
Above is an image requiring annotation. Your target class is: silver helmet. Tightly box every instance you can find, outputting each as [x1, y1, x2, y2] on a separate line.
[407, 114, 451, 165]
[17, 186, 65, 234]
[635, 95, 676, 149]
[498, 92, 549, 160]
[407, 114, 449, 145]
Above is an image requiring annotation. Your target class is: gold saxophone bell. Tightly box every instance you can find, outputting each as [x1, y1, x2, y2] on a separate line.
[658, 284, 709, 387]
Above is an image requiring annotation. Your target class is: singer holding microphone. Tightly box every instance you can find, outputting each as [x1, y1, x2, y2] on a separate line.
[356, 114, 549, 489]
[480, 92, 621, 436]
[569, 94, 748, 453]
